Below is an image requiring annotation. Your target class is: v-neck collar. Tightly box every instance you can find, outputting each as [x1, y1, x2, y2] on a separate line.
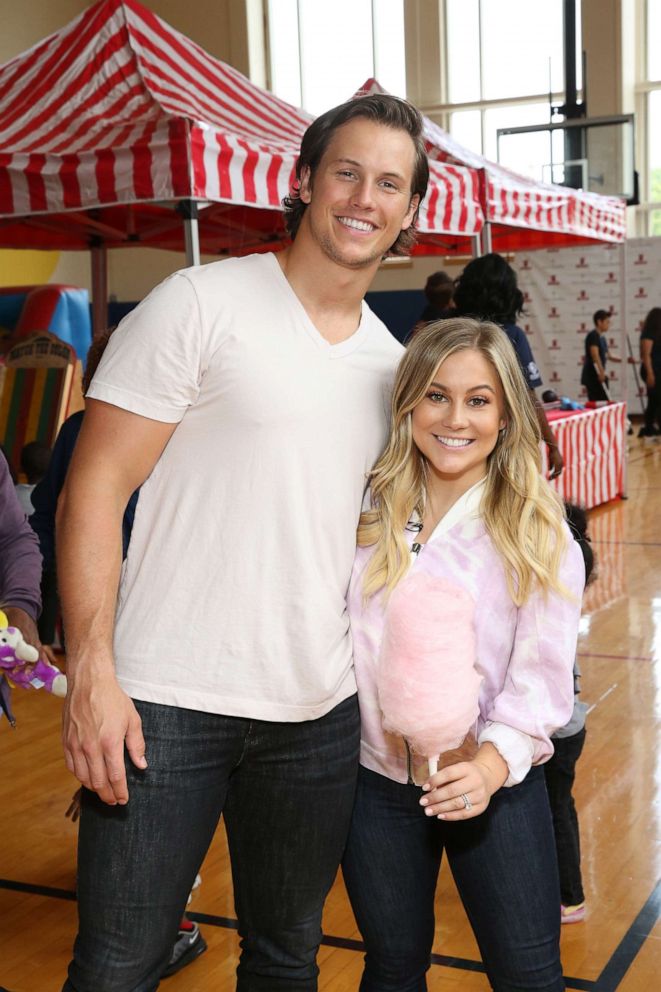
[266, 252, 372, 359]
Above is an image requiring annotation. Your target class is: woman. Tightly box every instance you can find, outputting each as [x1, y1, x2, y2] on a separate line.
[639, 307, 661, 439]
[344, 318, 585, 992]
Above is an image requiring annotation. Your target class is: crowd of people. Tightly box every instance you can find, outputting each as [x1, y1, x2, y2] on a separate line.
[0, 91, 658, 992]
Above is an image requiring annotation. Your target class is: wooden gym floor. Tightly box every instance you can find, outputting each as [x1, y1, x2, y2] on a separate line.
[1, 432, 659, 991]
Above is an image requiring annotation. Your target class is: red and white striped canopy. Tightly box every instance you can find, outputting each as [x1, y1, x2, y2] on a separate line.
[0, 0, 482, 254]
[359, 79, 627, 251]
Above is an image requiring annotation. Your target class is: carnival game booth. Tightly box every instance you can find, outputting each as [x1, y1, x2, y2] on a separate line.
[0, 329, 81, 472]
[0, 284, 89, 470]
[0, 0, 485, 334]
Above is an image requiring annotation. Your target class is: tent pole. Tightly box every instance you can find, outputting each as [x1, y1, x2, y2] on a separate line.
[90, 242, 108, 338]
[179, 200, 201, 267]
[471, 234, 481, 257]
[480, 222, 492, 255]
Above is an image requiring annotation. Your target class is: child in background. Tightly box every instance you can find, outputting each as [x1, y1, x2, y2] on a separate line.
[544, 502, 594, 924]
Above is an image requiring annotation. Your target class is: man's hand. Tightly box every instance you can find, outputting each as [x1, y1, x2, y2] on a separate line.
[547, 443, 564, 480]
[62, 665, 147, 805]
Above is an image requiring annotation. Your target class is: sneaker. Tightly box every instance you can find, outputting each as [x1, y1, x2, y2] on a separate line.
[561, 902, 585, 924]
[161, 919, 207, 978]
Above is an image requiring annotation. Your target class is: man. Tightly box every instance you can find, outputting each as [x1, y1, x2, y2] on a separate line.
[57, 93, 428, 992]
[580, 308, 622, 402]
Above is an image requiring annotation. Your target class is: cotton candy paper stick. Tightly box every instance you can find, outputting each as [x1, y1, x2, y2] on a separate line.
[377, 572, 481, 778]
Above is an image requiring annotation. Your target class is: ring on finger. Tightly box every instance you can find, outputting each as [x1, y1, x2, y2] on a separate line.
[460, 792, 472, 811]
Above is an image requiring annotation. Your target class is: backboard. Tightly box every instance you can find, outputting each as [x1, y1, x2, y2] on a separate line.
[496, 114, 636, 203]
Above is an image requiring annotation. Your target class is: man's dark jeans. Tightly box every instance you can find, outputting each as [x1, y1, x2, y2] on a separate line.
[63, 694, 360, 992]
[343, 764, 565, 992]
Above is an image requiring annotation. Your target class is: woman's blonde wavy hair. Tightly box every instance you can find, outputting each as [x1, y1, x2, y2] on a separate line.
[358, 318, 569, 605]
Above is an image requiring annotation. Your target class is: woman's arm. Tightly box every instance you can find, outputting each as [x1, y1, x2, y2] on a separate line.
[420, 533, 586, 818]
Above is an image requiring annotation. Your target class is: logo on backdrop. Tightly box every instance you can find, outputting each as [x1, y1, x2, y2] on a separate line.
[576, 322, 589, 333]
[548, 306, 560, 318]
[633, 253, 647, 265]
[605, 272, 617, 283]
[523, 291, 532, 303]
[520, 258, 532, 269]
[576, 257, 589, 268]
[547, 274, 560, 285]
[577, 289, 590, 300]
[635, 287, 648, 298]
[550, 339, 561, 350]
[550, 370, 561, 383]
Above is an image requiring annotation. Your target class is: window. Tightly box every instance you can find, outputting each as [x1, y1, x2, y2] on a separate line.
[444, 0, 579, 178]
[267, 0, 406, 116]
[638, 0, 661, 234]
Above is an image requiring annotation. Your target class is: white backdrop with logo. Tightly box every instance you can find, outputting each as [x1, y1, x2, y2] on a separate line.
[513, 237, 661, 411]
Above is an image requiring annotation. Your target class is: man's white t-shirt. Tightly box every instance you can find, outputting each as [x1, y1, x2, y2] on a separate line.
[88, 252, 403, 721]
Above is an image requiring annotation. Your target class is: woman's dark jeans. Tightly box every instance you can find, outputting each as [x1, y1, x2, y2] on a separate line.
[63, 695, 360, 992]
[342, 764, 565, 992]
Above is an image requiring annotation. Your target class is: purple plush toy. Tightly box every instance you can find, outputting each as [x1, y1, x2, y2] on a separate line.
[0, 609, 67, 700]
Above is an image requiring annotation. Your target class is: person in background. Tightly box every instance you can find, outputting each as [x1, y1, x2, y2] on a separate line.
[56, 93, 428, 992]
[14, 440, 51, 516]
[30, 331, 139, 646]
[409, 271, 455, 338]
[580, 309, 623, 402]
[544, 502, 594, 927]
[638, 306, 661, 440]
[343, 318, 584, 992]
[452, 253, 564, 479]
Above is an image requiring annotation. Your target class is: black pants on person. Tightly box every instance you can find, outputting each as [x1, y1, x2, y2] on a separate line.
[543, 728, 586, 907]
[585, 379, 610, 402]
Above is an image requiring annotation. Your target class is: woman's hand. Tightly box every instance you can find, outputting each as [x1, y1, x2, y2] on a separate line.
[419, 742, 509, 820]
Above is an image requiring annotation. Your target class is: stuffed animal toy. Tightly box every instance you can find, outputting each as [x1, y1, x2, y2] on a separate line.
[0, 609, 67, 698]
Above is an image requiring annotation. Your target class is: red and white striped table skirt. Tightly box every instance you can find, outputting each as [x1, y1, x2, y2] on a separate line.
[541, 402, 627, 509]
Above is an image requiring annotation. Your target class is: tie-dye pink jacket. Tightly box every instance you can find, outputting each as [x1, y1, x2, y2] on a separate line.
[347, 510, 585, 787]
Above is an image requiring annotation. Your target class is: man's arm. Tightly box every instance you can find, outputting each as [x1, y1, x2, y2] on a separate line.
[533, 394, 564, 480]
[57, 399, 176, 806]
[589, 343, 606, 381]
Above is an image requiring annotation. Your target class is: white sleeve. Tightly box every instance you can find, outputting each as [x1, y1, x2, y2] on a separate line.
[87, 272, 205, 423]
[478, 535, 585, 786]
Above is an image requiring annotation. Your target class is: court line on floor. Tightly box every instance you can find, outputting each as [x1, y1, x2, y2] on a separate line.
[592, 539, 661, 547]
[192, 910, 596, 989]
[577, 652, 652, 662]
[585, 683, 619, 715]
[0, 878, 595, 989]
[593, 878, 661, 991]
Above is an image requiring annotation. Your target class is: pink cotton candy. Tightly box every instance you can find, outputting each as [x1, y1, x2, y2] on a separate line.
[377, 571, 481, 759]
